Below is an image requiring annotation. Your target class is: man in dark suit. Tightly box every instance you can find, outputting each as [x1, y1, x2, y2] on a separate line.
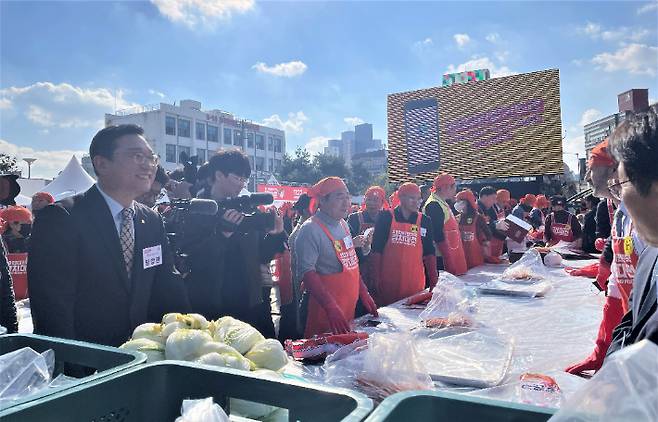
[28, 124, 190, 347]
[607, 106, 658, 356]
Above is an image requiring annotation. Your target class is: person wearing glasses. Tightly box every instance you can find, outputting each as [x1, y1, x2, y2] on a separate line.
[607, 106, 658, 355]
[183, 149, 286, 338]
[28, 124, 190, 346]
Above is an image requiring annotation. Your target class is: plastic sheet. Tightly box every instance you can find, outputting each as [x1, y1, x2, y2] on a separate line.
[497, 249, 552, 283]
[419, 273, 478, 327]
[549, 340, 658, 421]
[478, 279, 553, 298]
[466, 370, 587, 408]
[0, 347, 54, 404]
[323, 333, 433, 402]
[175, 397, 229, 422]
[413, 329, 514, 388]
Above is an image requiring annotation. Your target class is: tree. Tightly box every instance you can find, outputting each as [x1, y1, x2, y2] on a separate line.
[313, 153, 351, 181]
[349, 162, 372, 194]
[0, 153, 19, 173]
[277, 147, 318, 184]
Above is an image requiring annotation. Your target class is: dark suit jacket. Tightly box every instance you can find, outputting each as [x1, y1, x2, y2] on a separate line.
[608, 246, 658, 356]
[28, 185, 190, 347]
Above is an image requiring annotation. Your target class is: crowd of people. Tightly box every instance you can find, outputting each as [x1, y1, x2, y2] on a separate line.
[0, 105, 656, 378]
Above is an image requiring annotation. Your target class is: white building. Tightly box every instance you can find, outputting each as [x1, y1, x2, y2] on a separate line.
[105, 100, 286, 179]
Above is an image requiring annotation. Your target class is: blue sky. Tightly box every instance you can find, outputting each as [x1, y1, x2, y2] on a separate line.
[1, 0, 657, 178]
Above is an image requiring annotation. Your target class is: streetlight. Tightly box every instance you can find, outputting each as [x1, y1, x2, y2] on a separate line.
[23, 158, 37, 179]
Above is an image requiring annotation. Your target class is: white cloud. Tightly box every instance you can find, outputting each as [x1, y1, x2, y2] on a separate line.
[592, 43, 658, 76]
[150, 0, 254, 29]
[0, 82, 138, 129]
[304, 136, 330, 155]
[637, 1, 658, 14]
[0, 97, 11, 109]
[344, 117, 364, 127]
[453, 33, 471, 48]
[579, 108, 602, 127]
[578, 21, 650, 42]
[261, 111, 307, 133]
[485, 33, 500, 43]
[252, 60, 307, 78]
[0, 138, 87, 179]
[414, 37, 433, 49]
[148, 89, 166, 98]
[562, 125, 586, 173]
[495, 50, 510, 63]
[445, 56, 517, 78]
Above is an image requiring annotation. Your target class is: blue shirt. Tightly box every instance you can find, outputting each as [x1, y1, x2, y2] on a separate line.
[96, 184, 135, 235]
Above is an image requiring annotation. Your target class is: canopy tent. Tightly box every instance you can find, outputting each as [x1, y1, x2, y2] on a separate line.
[14, 194, 32, 207]
[42, 156, 95, 200]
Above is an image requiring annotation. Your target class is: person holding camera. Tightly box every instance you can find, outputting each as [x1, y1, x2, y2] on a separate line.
[294, 177, 378, 337]
[183, 150, 285, 338]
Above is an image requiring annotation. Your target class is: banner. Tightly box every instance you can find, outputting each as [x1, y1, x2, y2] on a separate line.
[257, 184, 308, 202]
[7, 252, 28, 300]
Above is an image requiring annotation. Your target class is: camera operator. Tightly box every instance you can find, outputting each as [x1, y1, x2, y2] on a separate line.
[182, 150, 286, 338]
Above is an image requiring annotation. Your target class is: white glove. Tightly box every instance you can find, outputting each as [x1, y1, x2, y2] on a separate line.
[495, 220, 510, 231]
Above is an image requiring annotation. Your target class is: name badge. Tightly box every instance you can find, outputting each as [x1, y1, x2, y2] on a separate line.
[343, 236, 354, 250]
[420, 227, 427, 237]
[143, 245, 163, 269]
[623, 236, 633, 256]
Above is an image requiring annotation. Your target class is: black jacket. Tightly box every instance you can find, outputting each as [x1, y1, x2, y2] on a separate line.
[582, 210, 598, 253]
[28, 185, 190, 347]
[595, 200, 612, 240]
[0, 239, 18, 333]
[608, 246, 658, 356]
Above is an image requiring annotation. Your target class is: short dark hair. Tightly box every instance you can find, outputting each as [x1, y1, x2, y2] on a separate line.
[208, 149, 251, 180]
[154, 165, 169, 186]
[90, 124, 144, 162]
[480, 186, 496, 197]
[611, 106, 658, 197]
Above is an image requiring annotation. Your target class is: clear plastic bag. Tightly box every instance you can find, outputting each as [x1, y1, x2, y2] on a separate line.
[497, 249, 552, 283]
[418, 272, 478, 330]
[549, 340, 658, 421]
[0, 347, 54, 403]
[175, 397, 229, 422]
[323, 333, 433, 402]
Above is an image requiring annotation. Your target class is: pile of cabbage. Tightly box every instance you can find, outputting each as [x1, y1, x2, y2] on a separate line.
[120, 313, 288, 372]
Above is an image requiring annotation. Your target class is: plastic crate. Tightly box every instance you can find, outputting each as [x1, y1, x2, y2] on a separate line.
[0, 334, 145, 412]
[1, 361, 374, 421]
[365, 390, 555, 421]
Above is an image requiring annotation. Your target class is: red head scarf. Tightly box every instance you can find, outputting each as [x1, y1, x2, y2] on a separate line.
[397, 182, 421, 197]
[389, 191, 400, 208]
[308, 177, 348, 214]
[520, 194, 537, 207]
[588, 140, 616, 169]
[32, 191, 55, 204]
[456, 189, 477, 211]
[0, 206, 33, 224]
[361, 186, 389, 211]
[535, 194, 550, 209]
[431, 173, 455, 192]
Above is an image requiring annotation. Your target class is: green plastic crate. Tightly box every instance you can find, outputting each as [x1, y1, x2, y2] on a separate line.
[0, 334, 145, 412]
[365, 391, 555, 421]
[1, 361, 374, 421]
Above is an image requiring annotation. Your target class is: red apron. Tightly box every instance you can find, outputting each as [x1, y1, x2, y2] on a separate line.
[377, 212, 425, 307]
[610, 217, 638, 313]
[460, 214, 484, 269]
[304, 218, 360, 337]
[7, 252, 28, 300]
[423, 195, 467, 276]
[488, 205, 506, 258]
[272, 250, 293, 305]
[548, 213, 574, 245]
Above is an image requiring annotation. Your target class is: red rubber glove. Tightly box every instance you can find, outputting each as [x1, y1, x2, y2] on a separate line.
[595, 254, 612, 292]
[368, 252, 383, 295]
[423, 255, 439, 290]
[594, 237, 606, 252]
[359, 279, 378, 317]
[302, 271, 350, 334]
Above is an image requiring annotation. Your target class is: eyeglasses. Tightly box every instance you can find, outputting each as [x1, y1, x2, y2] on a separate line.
[116, 151, 159, 167]
[229, 173, 248, 184]
[607, 178, 631, 200]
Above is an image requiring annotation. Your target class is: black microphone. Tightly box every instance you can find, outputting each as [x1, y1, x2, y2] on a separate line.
[187, 198, 219, 215]
[248, 193, 274, 206]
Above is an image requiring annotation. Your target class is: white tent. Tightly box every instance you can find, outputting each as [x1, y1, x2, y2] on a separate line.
[42, 156, 95, 200]
[15, 194, 32, 207]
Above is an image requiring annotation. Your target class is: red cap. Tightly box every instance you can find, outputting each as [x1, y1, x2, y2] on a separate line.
[588, 140, 616, 168]
[432, 173, 455, 192]
[0, 206, 33, 224]
[456, 189, 477, 210]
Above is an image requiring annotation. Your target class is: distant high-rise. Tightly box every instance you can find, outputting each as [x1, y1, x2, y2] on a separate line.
[341, 130, 355, 165]
[354, 123, 373, 154]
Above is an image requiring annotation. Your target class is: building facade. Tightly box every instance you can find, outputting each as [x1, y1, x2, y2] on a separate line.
[354, 123, 374, 154]
[351, 149, 387, 178]
[105, 100, 286, 181]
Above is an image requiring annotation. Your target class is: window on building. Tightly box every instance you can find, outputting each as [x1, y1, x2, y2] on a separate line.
[274, 159, 281, 171]
[223, 128, 232, 145]
[165, 144, 176, 163]
[248, 156, 254, 170]
[247, 132, 254, 148]
[275, 137, 282, 153]
[165, 116, 176, 136]
[207, 125, 218, 142]
[268, 159, 273, 171]
[178, 146, 191, 162]
[196, 148, 206, 163]
[196, 122, 205, 140]
[256, 134, 264, 150]
[256, 157, 265, 171]
[267, 136, 274, 151]
[178, 118, 191, 138]
[233, 130, 243, 147]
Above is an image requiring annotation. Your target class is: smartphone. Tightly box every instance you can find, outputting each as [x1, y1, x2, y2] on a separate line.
[404, 98, 441, 174]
